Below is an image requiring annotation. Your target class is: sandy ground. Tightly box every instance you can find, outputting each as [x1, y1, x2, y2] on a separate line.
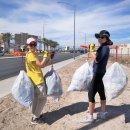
[0, 57, 130, 130]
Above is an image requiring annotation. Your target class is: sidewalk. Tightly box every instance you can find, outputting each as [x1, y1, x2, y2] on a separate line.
[0, 55, 83, 99]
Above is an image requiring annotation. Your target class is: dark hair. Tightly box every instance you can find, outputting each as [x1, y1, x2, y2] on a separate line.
[30, 41, 37, 44]
[106, 37, 113, 46]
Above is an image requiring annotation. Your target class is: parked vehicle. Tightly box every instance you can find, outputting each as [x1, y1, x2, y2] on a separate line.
[0, 50, 4, 56]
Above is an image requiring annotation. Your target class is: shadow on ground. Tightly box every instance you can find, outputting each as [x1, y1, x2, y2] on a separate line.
[40, 102, 130, 129]
[77, 104, 130, 130]
[41, 102, 88, 125]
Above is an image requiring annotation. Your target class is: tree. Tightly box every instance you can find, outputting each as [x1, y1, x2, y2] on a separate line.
[42, 38, 51, 50]
[49, 40, 59, 50]
[0, 34, 3, 51]
[0, 34, 3, 47]
[2, 33, 11, 52]
[42, 38, 46, 50]
[42, 38, 59, 51]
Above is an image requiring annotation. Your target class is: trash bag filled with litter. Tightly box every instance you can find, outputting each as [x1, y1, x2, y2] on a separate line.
[12, 70, 34, 107]
[103, 62, 128, 101]
[44, 67, 62, 100]
[67, 62, 93, 92]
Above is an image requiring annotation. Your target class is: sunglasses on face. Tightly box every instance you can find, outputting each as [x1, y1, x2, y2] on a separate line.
[28, 41, 37, 47]
[98, 36, 106, 39]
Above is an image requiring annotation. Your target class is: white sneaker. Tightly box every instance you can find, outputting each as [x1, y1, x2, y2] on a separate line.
[86, 107, 89, 113]
[80, 115, 94, 123]
[31, 117, 44, 125]
[97, 112, 108, 119]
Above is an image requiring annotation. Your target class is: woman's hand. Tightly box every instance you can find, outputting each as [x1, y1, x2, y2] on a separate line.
[91, 52, 96, 60]
[49, 51, 55, 59]
[43, 51, 48, 58]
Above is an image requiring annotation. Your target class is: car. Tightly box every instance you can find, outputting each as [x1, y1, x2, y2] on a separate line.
[0, 50, 4, 56]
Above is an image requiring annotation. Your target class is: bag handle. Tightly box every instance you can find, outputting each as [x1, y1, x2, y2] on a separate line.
[21, 53, 25, 70]
[50, 59, 53, 68]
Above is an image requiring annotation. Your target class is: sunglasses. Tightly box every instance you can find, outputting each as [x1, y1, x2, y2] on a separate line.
[98, 36, 106, 39]
[28, 41, 37, 47]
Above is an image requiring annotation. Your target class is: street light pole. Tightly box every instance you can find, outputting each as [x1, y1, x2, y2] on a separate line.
[43, 23, 45, 51]
[58, 2, 76, 59]
[73, 5, 76, 59]
[42, 23, 48, 51]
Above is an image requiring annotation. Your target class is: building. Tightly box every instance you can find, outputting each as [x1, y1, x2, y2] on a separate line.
[37, 36, 42, 51]
[0, 32, 42, 51]
[110, 44, 130, 55]
[64, 46, 70, 51]
[10, 34, 15, 49]
[14, 33, 28, 50]
[14, 33, 38, 51]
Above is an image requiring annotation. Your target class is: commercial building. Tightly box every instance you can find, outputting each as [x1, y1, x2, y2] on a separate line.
[110, 44, 130, 55]
[14, 33, 38, 51]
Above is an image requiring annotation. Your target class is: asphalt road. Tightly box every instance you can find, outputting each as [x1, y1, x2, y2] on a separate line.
[0, 53, 81, 80]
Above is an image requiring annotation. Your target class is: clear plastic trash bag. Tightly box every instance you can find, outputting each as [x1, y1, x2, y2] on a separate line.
[103, 62, 128, 100]
[67, 62, 93, 92]
[44, 67, 62, 100]
[12, 70, 34, 107]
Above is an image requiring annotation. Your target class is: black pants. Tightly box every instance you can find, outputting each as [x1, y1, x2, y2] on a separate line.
[88, 73, 106, 103]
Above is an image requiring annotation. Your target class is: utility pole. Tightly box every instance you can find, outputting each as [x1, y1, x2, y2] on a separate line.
[58, 2, 76, 59]
[43, 23, 45, 51]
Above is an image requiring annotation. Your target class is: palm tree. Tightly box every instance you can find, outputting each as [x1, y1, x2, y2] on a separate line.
[0, 34, 3, 52]
[0, 34, 3, 47]
[42, 38, 59, 51]
[43, 38, 51, 50]
[42, 38, 47, 50]
[49, 40, 59, 50]
[2, 33, 11, 52]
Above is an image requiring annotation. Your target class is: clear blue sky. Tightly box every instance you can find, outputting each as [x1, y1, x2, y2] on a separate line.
[0, 0, 130, 46]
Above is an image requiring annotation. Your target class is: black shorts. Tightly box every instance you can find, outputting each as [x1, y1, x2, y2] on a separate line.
[88, 73, 106, 103]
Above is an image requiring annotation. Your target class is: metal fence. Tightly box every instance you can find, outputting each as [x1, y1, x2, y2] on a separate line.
[110, 46, 130, 67]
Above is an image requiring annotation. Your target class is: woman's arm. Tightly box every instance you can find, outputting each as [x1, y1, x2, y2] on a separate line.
[31, 57, 50, 68]
[31, 51, 55, 68]
[91, 46, 109, 63]
[91, 52, 96, 60]
[91, 52, 98, 63]
[37, 57, 51, 68]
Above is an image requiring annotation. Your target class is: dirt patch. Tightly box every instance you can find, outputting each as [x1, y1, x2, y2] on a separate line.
[0, 58, 130, 130]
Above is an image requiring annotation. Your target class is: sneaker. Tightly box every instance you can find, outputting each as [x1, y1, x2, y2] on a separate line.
[97, 112, 108, 119]
[31, 117, 44, 125]
[80, 115, 94, 123]
[86, 107, 89, 113]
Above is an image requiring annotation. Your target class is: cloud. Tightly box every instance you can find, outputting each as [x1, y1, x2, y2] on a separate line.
[113, 36, 130, 43]
[0, 0, 130, 47]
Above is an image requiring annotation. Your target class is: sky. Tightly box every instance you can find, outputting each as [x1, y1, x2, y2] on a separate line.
[0, 0, 130, 47]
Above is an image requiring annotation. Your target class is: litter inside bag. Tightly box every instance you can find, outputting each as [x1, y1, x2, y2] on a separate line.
[44, 67, 62, 100]
[67, 62, 93, 92]
[103, 62, 128, 101]
[12, 70, 34, 107]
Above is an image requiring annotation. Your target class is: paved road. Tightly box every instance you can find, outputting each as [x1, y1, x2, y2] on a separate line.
[0, 53, 81, 80]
